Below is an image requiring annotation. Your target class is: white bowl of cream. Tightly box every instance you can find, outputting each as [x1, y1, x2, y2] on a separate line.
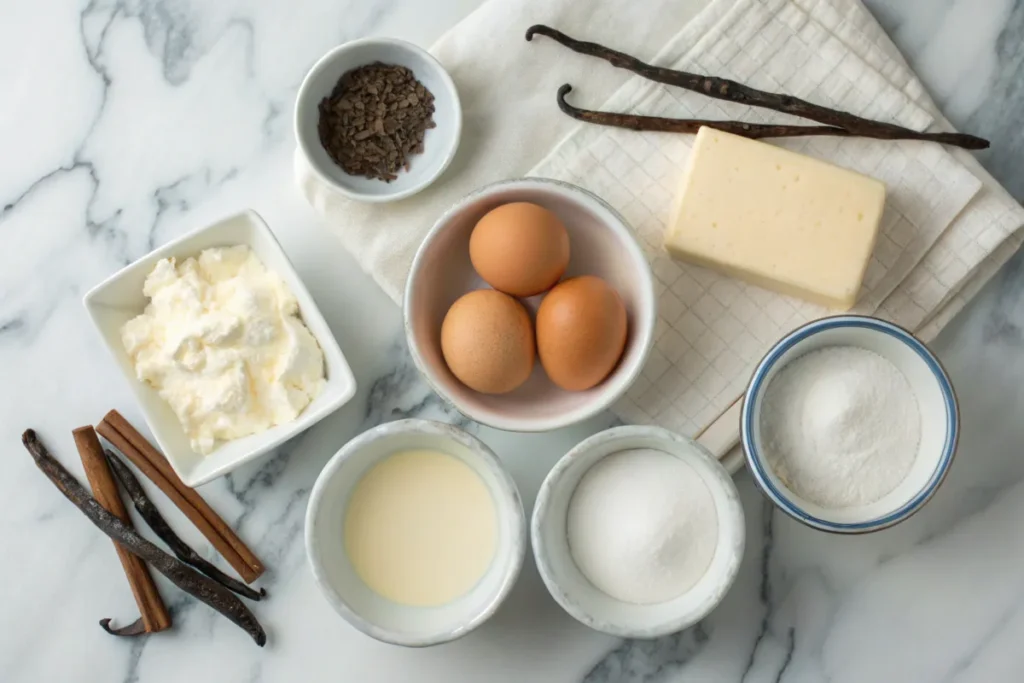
[532, 425, 744, 638]
[305, 419, 525, 647]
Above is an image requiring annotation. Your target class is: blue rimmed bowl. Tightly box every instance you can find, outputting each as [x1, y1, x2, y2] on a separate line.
[741, 315, 958, 534]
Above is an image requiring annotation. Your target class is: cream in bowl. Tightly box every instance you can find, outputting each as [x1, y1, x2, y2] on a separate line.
[305, 419, 525, 646]
[741, 315, 959, 533]
[532, 426, 744, 638]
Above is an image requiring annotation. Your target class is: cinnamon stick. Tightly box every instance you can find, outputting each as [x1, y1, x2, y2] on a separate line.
[96, 412, 264, 583]
[525, 24, 990, 151]
[22, 430, 267, 646]
[73, 426, 171, 635]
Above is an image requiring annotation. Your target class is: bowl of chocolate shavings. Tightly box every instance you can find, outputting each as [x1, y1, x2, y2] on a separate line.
[295, 37, 462, 203]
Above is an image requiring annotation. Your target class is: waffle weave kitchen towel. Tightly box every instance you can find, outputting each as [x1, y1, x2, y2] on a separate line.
[297, 0, 1024, 441]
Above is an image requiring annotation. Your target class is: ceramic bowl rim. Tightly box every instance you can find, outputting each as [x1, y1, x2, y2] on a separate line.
[531, 424, 746, 638]
[740, 314, 960, 534]
[81, 209, 355, 487]
[402, 177, 657, 433]
[293, 36, 463, 203]
[304, 418, 526, 647]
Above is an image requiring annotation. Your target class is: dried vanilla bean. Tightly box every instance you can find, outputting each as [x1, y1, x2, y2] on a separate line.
[22, 430, 267, 647]
[526, 24, 989, 150]
[105, 451, 266, 602]
[556, 84, 859, 139]
[99, 617, 147, 637]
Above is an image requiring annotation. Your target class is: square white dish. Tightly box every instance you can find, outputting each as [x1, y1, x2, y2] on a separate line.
[84, 210, 356, 487]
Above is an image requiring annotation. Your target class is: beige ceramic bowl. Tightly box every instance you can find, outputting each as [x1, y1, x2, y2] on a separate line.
[404, 178, 656, 432]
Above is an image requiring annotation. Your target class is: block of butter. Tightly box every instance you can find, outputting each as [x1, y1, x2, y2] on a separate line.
[664, 127, 886, 310]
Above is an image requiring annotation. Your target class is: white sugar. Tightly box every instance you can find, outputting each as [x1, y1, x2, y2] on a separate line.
[566, 449, 719, 604]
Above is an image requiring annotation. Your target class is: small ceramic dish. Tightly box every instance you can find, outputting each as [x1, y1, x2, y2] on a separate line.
[741, 315, 959, 533]
[532, 425, 745, 638]
[294, 37, 462, 203]
[404, 178, 657, 432]
[305, 419, 526, 647]
[83, 210, 356, 488]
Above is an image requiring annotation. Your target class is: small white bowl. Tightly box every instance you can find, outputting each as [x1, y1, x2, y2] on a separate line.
[741, 315, 959, 533]
[83, 210, 356, 488]
[294, 37, 462, 203]
[305, 419, 526, 647]
[532, 425, 745, 638]
[404, 178, 657, 432]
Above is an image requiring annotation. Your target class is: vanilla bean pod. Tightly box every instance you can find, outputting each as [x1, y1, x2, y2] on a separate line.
[100, 617, 147, 636]
[22, 430, 266, 646]
[105, 451, 266, 602]
[526, 24, 989, 150]
[556, 84, 860, 139]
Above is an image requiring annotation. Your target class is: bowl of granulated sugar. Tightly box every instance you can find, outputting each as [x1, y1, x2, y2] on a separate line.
[742, 315, 959, 534]
[532, 425, 745, 637]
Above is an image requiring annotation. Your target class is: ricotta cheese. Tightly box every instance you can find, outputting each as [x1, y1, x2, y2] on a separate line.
[122, 245, 326, 454]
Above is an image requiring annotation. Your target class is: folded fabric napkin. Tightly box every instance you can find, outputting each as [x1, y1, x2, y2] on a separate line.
[297, 0, 711, 304]
[297, 0, 1024, 451]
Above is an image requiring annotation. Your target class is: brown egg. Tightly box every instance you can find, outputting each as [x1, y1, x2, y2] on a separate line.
[441, 289, 535, 394]
[536, 276, 628, 391]
[469, 202, 570, 297]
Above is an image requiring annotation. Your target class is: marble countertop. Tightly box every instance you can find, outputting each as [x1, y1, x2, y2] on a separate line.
[3, 0, 1023, 681]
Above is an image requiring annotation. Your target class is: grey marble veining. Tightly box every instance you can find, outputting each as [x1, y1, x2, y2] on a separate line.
[1, 0, 1023, 681]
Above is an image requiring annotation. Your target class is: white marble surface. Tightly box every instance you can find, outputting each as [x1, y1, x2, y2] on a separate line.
[2, 0, 1023, 681]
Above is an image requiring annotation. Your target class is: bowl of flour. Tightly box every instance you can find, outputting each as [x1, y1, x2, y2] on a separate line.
[741, 315, 958, 533]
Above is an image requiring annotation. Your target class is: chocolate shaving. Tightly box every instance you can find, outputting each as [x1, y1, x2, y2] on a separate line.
[105, 451, 266, 602]
[317, 62, 436, 181]
[99, 617, 147, 637]
[21, 430, 267, 647]
[526, 24, 989, 150]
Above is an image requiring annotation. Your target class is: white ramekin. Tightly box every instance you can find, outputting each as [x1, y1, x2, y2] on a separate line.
[305, 419, 525, 647]
[532, 425, 745, 638]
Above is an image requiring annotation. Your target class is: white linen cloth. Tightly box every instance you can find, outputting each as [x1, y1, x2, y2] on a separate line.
[297, 0, 1024, 444]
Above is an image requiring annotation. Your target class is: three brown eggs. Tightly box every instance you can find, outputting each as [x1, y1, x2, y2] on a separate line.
[441, 202, 629, 395]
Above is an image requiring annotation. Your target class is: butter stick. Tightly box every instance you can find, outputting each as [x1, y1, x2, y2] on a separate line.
[664, 127, 885, 310]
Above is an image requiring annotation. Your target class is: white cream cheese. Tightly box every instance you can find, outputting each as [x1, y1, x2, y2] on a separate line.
[121, 245, 326, 454]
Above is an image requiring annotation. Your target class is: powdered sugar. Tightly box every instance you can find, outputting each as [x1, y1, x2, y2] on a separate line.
[760, 346, 920, 508]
